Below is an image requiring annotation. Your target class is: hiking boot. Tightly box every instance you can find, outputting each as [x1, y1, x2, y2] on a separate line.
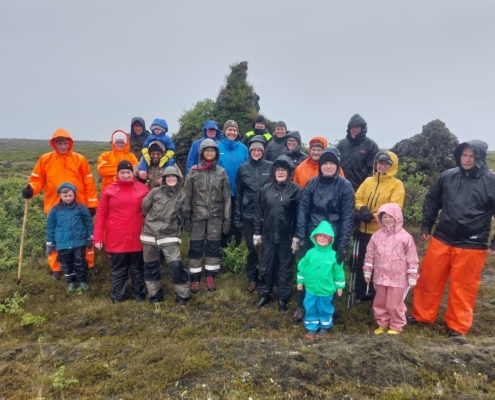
[448, 329, 463, 338]
[206, 276, 216, 291]
[190, 281, 199, 294]
[292, 307, 305, 323]
[257, 296, 271, 308]
[67, 282, 77, 292]
[407, 316, 419, 324]
[387, 329, 400, 335]
[79, 281, 90, 291]
[278, 299, 288, 313]
[374, 326, 387, 335]
[247, 280, 258, 292]
[316, 328, 328, 339]
[89, 267, 100, 276]
[304, 330, 317, 339]
[51, 271, 61, 281]
[177, 297, 187, 307]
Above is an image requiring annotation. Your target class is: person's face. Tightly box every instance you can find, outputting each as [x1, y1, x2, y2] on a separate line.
[309, 147, 323, 161]
[250, 148, 263, 161]
[275, 167, 288, 182]
[350, 126, 362, 138]
[381, 213, 396, 228]
[314, 234, 331, 247]
[114, 141, 126, 151]
[255, 122, 265, 130]
[153, 128, 163, 135]
[376, 160, 392, 173]
[203, 148, 216, 161]
[275, 127, 286, 138]
[118, 169, 133, 181]
[321, 161, 337, 177]
[165, 175, 178, 187]
[460, 147, 476, 171]
[133, 123, 144, 135]
[206, 128, 217, 138]
[150, 151, 162, 163]
[54, 139, 70, 154]
[59, 190, 75, 205]
[286, 138, 298, 150]
[224, 127, 238, 141]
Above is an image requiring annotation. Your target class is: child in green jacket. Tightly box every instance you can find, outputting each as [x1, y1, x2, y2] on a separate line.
[297, 220, 345, 339]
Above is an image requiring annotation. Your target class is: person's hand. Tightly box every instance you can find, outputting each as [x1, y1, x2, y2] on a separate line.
[408, 279, 417, 287]
[291, 237, 300, 254]
[222, 219, 231, 235]
[357, 206, 374, 223]
[297, 284, 303, 291]
[157, 178, 162, 186]
[46, 243, 56, 255]
[184, 218, 191, 233]
[21, 184, 33, 199]
[233, 219, 242, 230]
[158, 155, 169, 168]
[337, 246, 347, 265]
[138, 170, 148, 180]
[88, 208, 97, 217]
[488, 249, 495, 256]
[95, 243, 103, 250]
[421, 233, 430, 240]
[253, 235, 262, 253]
[337, 289, 343, 297]
[86, 237, 94, 248]
[364, 277, 370, 283]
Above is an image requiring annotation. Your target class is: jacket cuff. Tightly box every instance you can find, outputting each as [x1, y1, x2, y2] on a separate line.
[363, 272, 371, 278]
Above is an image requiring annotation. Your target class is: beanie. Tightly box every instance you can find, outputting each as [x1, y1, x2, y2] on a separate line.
[249, 141, 265, 152]
[309, 139, 325, 149]
[57, 182, 77, 194]
[112, 131, 127, 144]
[223, 120, 239, 132]
[275, 121, 287, 130]
[313, 233, 333, 244]
[148, 143, 163, 154]
[254, 115, 266, 125]
[319, 151, 339, 165]
[150, 124, 165, 133]
[117, 160, 133, 172]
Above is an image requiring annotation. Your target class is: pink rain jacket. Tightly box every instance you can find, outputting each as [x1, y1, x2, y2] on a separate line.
[363, 203, 419, 288]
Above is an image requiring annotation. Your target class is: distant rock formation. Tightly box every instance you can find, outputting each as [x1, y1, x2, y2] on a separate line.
[391, 119, 459, 184]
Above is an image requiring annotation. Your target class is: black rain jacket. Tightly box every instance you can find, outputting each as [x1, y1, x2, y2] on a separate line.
[265, 133, 288, 162]
[284, 131, 308, 167]
[421, 140, 495, 250]
[296, 147, 355, 249]
[337, 114, 379, 191]
[254, 156, 301, 243]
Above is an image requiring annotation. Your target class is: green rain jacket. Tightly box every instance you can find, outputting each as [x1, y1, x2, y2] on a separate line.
[296, 221, 346, 296]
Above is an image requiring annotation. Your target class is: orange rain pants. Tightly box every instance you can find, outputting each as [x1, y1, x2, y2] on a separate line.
[48, 247, 94, 272]
[411, 237, 487, 334]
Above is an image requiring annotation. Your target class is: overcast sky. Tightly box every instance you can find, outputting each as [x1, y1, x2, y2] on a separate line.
[1, 0, 494, 149]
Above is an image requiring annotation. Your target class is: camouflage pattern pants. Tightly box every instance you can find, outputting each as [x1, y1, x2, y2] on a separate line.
[188, 217, 222, 282]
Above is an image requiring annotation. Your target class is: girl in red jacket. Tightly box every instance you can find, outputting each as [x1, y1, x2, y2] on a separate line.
[94, 160, 149, 303]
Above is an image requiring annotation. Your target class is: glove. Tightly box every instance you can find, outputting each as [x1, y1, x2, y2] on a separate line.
[183, 215, 191, 233]
[88, 208, 97, 217]
[357, 206, 374, 223]
[158, 155, 170, 168]
[233, 219, 243, 231]
[408, 279, 417, 287]
[22, 184, 33, 199]
[46, 243, 56, 255]
[253, 235, 262, 253]
[86, 237, 94, 248]
[142, 148, 151, 166]
[291, 237, 300, 254]
[337, 246, 347, 265]
[222, 219, 231, 235]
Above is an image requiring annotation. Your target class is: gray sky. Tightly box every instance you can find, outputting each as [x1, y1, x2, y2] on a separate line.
[1, 0, 495, 149]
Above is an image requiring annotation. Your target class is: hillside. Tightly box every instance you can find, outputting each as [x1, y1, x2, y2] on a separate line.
[0, 139, 494, 398]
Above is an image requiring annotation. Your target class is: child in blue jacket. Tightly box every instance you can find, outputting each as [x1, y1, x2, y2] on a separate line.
[46, 182, 94, 292]
[141, 118, 176, 171]
[297, 220, 345, 339]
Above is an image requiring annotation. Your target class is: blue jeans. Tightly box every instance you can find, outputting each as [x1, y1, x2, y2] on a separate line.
[303, 292, 334, 331]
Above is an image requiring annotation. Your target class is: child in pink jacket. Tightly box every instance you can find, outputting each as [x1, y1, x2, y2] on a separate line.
[363, 202, 419, 334]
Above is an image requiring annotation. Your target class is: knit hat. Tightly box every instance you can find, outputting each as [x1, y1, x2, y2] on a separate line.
[275, 121, 287, 130]
[117, 160, 133, 172]
[375, 152, 393, 165]
[254, 115, 266, 125]
[148, 143, 163, 154]
[57, 182, 77, 194]
[249, 141, 265, 152]
[313, 233, 333, 244]
[150, 124, 165, 133]
[309, 139, 325, 149]
[223, 120, 239, 132]
[319, 151, 339, 165]
[112, 131, 127, 144]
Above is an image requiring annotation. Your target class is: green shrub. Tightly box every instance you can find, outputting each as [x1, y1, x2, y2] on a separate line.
[396, 162, 428, 224]
[52, 366, 79, 390]
[221, 238, 248, 276]
[0, 291, 29, 314]
[20, 313, 46, 327]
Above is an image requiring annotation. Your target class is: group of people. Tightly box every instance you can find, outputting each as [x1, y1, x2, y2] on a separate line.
[21, 114, 495, 339]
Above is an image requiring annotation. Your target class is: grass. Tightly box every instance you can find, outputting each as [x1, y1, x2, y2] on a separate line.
[1, 139, 495, 398]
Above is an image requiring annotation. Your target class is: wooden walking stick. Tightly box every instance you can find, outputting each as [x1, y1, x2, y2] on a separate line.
[17, 199, 29, 284]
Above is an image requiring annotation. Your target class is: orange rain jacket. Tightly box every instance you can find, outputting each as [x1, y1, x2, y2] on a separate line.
[29, 129, 99, 214]
[293, 137, 344, 188]
[97, 130, 139, 192]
